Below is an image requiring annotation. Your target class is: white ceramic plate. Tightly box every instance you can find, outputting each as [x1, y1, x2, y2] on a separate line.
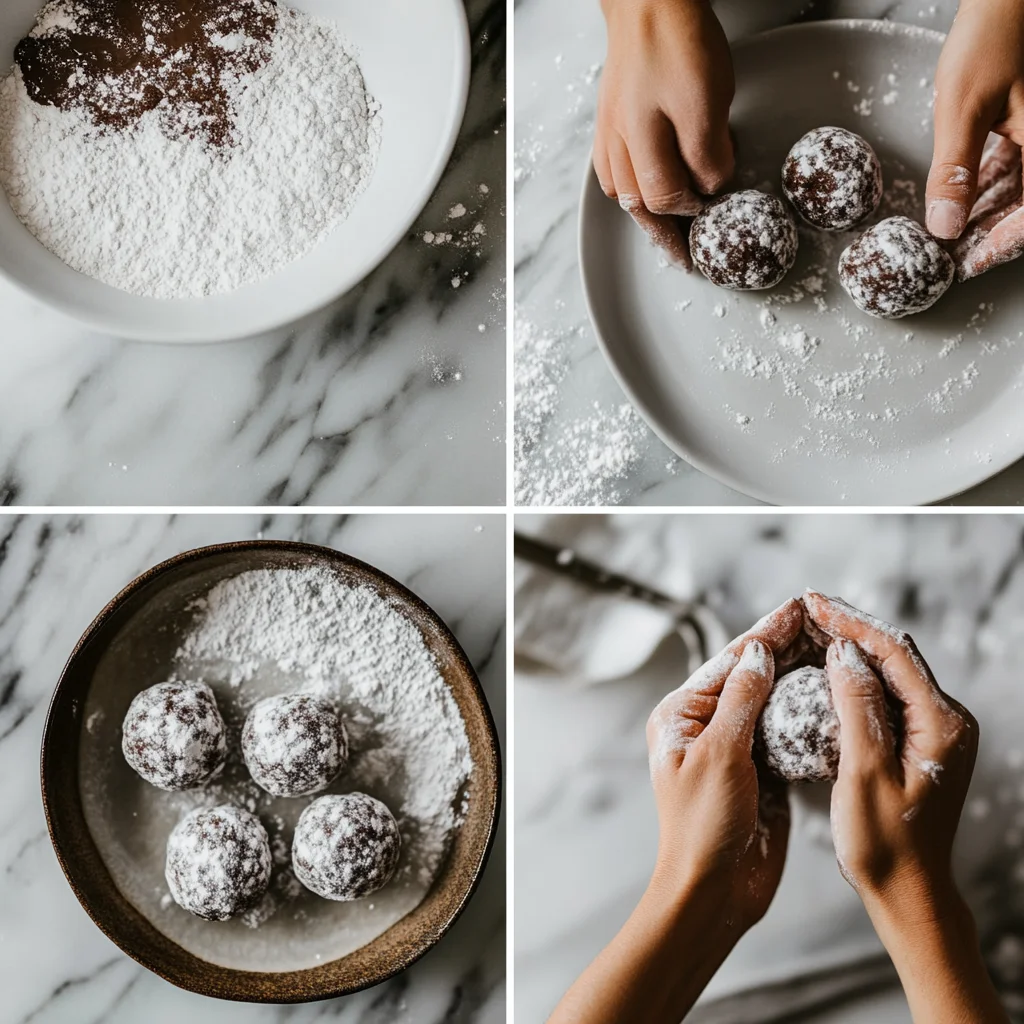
[0, 0, 469, 342]
[580, 21, 1024, 506]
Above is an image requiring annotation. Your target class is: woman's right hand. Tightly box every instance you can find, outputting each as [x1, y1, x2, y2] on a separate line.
[804, 590, 977, 904]
[804, 591, 1007, 1023]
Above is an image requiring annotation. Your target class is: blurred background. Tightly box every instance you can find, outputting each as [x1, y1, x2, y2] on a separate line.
[515, 513, 1024, 1022]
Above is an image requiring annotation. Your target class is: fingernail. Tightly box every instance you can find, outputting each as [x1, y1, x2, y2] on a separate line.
[738, 638, 770, 673]
[829, 638, 872, 673]
[669, 196, 704, 218]
[927, 198, 968, 240]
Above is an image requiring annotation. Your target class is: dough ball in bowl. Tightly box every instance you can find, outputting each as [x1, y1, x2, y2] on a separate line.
[293, 793, 402, 901]
[757, 666, 840, 783]
[838, 216, 955, 319]
[121, 680, 227, 791]
[782, 126, 883, 230]
[690, 190, 798, 290]
[165, 805, 272, 921]
[242, 693, 349, 798]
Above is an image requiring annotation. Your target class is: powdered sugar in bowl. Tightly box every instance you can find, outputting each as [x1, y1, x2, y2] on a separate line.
[0, 0, 470, 342]
[41, 540, 500, 1002]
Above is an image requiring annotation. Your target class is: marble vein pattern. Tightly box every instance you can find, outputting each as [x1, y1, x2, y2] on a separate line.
[514, 0, 1024, 506]
[515, 513, 1024, 1022]
[0, 0, 505, 507]
[0, 513, 506, 1024]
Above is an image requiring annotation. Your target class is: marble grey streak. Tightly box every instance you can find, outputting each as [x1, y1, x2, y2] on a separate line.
[514, 0, 1024, 506]
[0, 514, 506, 1024]
[515, 514, 1024, 1022]
[0, 0, 505, 508]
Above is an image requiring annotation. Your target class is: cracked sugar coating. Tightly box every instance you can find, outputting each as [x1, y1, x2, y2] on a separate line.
[242, 693, 349, 798]
[121, 680, 227, 791]
[758, 666, 840, 783]
[839, 216, 955, 319]
[293, 793, 401, 901]
[690, 191, 798, 290]
[782, 127, 883, 231]
[165, 805, 271, 920]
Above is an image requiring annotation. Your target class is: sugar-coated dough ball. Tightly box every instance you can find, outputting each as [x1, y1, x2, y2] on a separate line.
[838, 216, 955, 318]
[690, 191, 798, 290]
[292, 793, 401, 901]
[758, 666, 840, 782]
[165, 805, 272, 920]
[782, 126, 883, 230]
[242, 694, 349, 797]
[121, 680, 227, 791]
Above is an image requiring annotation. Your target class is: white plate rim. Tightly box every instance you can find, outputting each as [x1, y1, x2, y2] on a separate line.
[578, 19, 1024, 507]
[0, 0, 471, 344]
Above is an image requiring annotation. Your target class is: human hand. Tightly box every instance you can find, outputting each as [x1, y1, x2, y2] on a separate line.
[646, 598, 802, 930]
[803, 590, 976, 903]
[927, 0, 1024, 276]
[804, 591, 1006, 1024]
[951, 136, 1024, 280]
[594, 0, 736, 267]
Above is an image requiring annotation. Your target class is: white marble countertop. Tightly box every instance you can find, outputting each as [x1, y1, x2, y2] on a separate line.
[514, 0, 1024, 506]
[515, 512, 1024, 1022]
[0, 513, 506, 1023]
[0, 0, 505, 507]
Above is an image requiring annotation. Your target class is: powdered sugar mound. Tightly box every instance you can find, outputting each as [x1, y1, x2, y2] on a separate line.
[839, 216, 954, 319]
[122, 680, 227, 791]
[177, 567, 473, 852]
[758, 666, 841, 782]
[0, 3, 382, 297]
[293, 793, 401, 901]
[166, 805, 272, 921]
[690, 190, 798, 290]
[782, 126, 882, 231]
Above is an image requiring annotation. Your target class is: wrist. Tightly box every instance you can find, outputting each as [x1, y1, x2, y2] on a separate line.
[600, 0, 708, 21]
[859, 865, 964, 933]
[644, 863, 746, 956]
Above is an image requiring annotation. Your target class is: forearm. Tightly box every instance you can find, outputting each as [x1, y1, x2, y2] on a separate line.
[548, 873, 739, 1024]
[865, 883, 1008, 1024]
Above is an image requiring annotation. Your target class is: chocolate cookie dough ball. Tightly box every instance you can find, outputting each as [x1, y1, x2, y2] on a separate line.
[758, 667, 840, 782]
[838, 216, 955, 318]
[121, 681, 227, 791]
[782, 126, 883, 230]
[293, 793, 401, 901]
[242, 694, 349, 798]
[165, 805, 272, 920]
[690, 191, 798, 290]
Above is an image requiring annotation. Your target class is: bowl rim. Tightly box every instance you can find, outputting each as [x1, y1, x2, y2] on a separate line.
[39, 539, 502, 1003]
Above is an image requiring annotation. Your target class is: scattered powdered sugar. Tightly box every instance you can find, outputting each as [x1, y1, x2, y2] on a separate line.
[0, 2, 382, 297]
[515, 311, 651, 505]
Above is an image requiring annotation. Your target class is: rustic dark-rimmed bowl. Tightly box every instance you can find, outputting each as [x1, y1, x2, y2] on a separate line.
[40, 540, 501, 1003]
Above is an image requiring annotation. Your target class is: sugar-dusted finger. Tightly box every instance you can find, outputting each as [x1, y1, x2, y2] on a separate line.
[628, 113, 704, 217]
[647, 686, 713, 774]
[709, 640, 775, 750]
[804, 590, 953, 742]
[826, 639, 897, 774]
[607, 132, 693, 268]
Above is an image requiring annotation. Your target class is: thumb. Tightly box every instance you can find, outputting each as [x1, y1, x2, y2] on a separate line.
[709, 639, 774, 749]
[926, 96, 994, 240]
[826, 639, 896, 774]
